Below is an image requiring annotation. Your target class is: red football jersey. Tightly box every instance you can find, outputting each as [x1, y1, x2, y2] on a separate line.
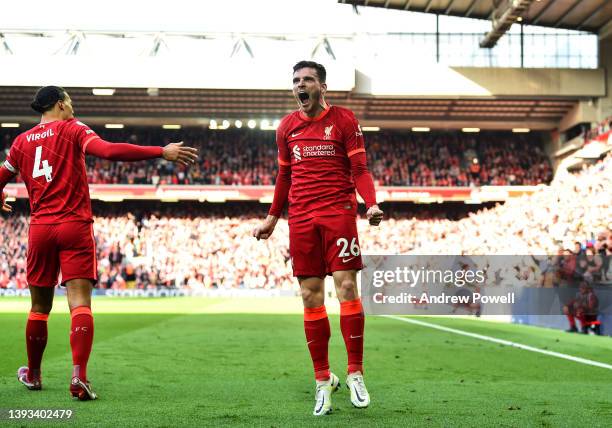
[4, 119, 100, 224]
[276, 105, 366, 224]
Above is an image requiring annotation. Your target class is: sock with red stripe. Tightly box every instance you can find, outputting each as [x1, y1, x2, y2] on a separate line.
[304, 305, 331, 381]
[567, 314, 576, 328]
[70, 306, 94, 381]
[26, 312, 49, 381]
[340, 298, 365, 374]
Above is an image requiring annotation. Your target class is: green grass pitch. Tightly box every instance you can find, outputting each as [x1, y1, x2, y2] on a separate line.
[0, 297, 611, 427]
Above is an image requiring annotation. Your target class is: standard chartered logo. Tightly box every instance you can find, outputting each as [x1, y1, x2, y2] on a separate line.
[293, 145, 302, 161]
[292, 144, 336, 162]
[303, 144, 335, 157]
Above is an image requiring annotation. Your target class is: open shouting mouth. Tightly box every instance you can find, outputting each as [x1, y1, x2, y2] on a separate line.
[298, 91, 310, 108]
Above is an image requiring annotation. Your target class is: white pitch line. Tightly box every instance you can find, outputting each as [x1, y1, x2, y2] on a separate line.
[383, 315, 612, 371]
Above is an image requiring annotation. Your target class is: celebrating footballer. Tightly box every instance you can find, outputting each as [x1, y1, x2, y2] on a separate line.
[254, 61, 383, 416]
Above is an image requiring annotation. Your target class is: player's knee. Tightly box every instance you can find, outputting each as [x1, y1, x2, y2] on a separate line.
[31, 302, 52, 314]
[301, 287, 314, 302]
[301, 287, 322, 306]
[337, 279, 357, 299]
[68, 300, 91, 312]
[67, 293, 91, 312]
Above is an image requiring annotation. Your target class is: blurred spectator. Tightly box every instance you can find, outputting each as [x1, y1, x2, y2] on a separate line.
[563, 281, 600, 334]
[0, 152, 609, 290]
[583, 116, 611, 143]
[2, 128, 552, 187]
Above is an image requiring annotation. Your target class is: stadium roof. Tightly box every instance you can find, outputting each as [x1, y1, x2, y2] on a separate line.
[342, 0, 612, 34]
[0, 86, 576, 130]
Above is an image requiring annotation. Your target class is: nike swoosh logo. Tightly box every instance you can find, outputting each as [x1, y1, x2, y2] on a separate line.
[353, 385, 366, 403]
[307, 340, 315, 345]
[350, 335, 362, 339]
[316, 395, 325, 413]
[291, 132, 303, 137]
[342, 257, 356, 263]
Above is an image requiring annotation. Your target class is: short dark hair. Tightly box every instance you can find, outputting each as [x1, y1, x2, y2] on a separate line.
[31, 86, 68, 113]
[293, 61, 326, 83]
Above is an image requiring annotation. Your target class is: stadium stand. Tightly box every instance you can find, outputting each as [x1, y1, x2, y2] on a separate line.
[0, 154, 609, 290]
[1, 128, 552, 186]
[584, 116, 611, 142]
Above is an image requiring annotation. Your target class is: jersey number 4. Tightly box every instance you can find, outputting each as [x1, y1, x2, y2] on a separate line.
[32, 146, 53, 182]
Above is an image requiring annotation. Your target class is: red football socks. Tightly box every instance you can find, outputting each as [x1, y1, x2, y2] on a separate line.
[70, 306, 94, 381]
[304, 306, 331, 381]
[340, 298, 365, 374]
[26, 312, 49, 380]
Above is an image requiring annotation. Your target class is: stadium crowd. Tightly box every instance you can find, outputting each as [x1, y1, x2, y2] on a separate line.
[583, 116, 611, 142]
[367, 133, 551, 186]
[2, 128, 552, 186]
[0, 153, 609, 290]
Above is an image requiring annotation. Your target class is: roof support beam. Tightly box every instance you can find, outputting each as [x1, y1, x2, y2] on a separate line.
[531, 0, 556, 25]
[54, 31, 85, 56]
[230, 38, 254, 59]
[577, 1, 608, 30]
[424, 0, 435, 13]
[480, 0, 535, 48]
[553, 0, 582, 28]
[445, 0, 460, 15]
[0, 34, 13, 55]
[311, 37, 336, 60]
[465, 0, 481, 18]
[599, 18, 612, 40]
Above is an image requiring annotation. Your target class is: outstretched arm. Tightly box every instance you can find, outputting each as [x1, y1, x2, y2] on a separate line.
[0, 166, 16, 213]
[84, 139, 198, 166]
[84, 137, 162, 161]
